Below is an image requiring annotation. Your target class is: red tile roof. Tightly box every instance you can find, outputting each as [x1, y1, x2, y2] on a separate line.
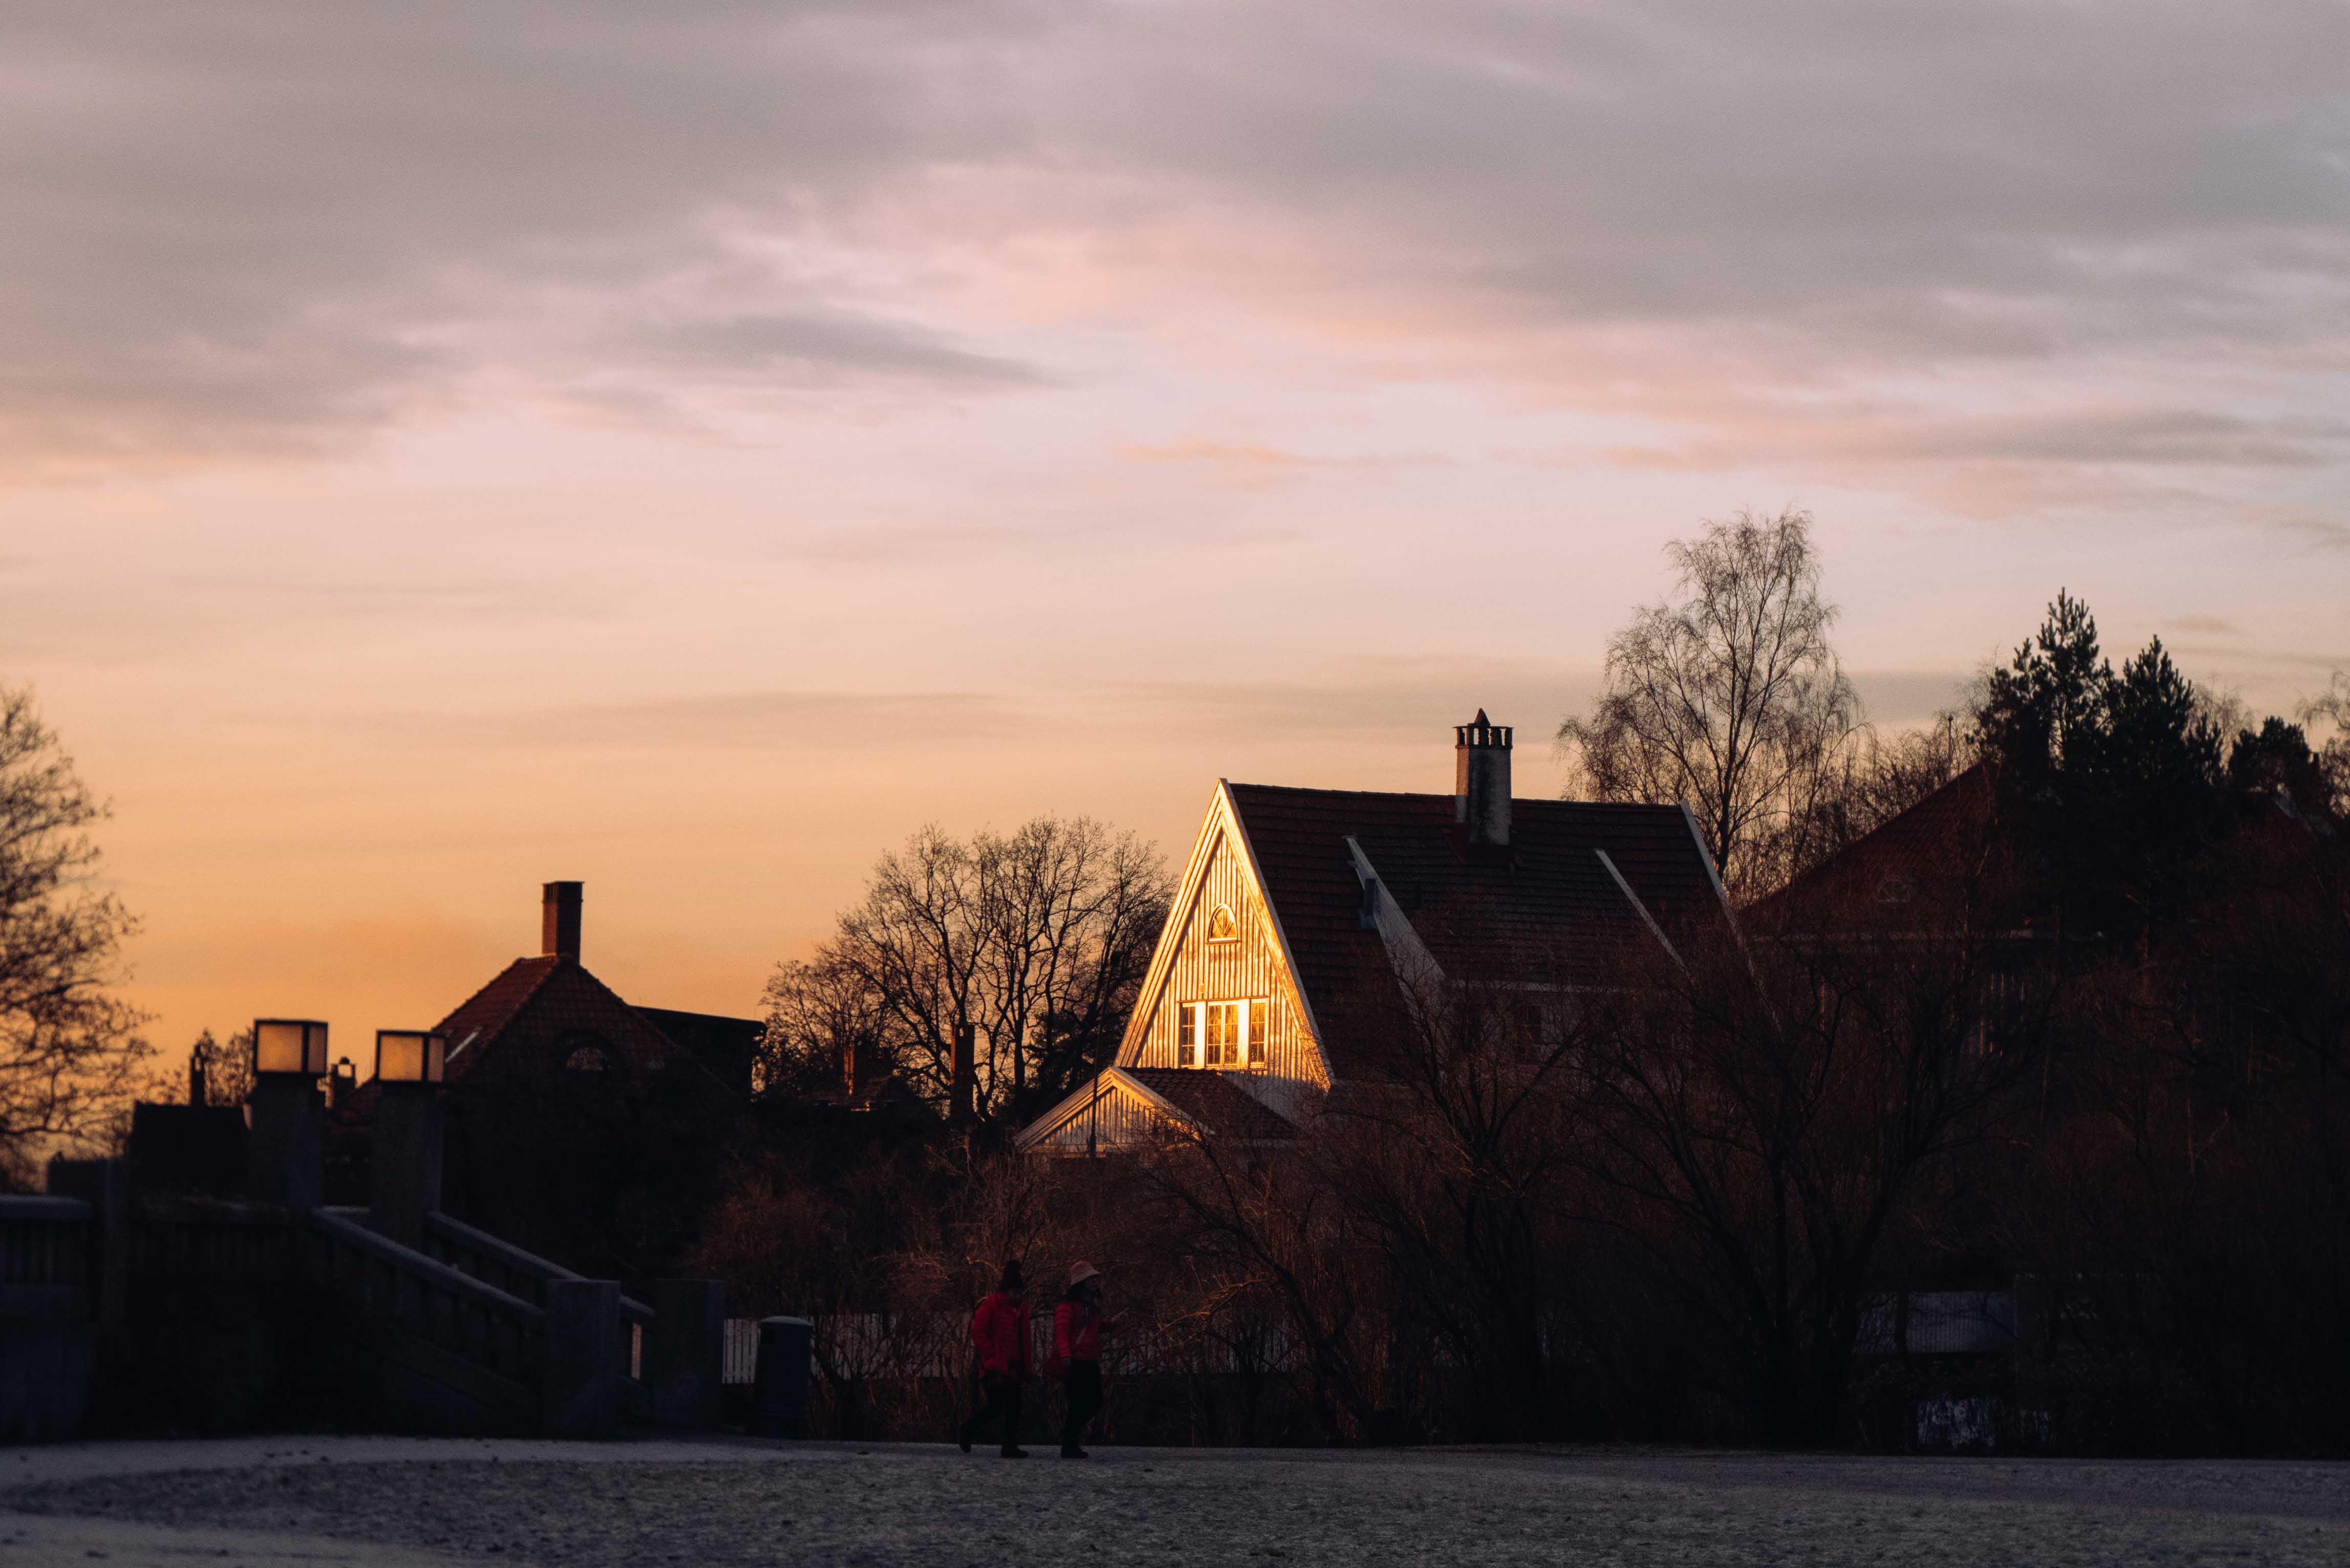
[433, 956, 561, 1079]
[431, 954, 689, 1083]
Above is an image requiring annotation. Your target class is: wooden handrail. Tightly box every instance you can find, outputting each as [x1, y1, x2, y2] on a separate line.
[308, 1209, 546, 1324]
[426, 1210, 583, 1285]
[423, 1210, 653, 1324]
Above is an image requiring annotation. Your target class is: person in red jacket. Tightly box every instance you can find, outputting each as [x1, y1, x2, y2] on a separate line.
[1054, 1261, 1119, 1458]
[959, 1260, 1031, 1457]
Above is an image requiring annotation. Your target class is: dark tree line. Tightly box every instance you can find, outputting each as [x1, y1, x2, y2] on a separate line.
[697, 521, 2346, 1454]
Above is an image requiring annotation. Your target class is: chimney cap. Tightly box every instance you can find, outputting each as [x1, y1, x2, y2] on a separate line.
[1455, 709, 1512, 747]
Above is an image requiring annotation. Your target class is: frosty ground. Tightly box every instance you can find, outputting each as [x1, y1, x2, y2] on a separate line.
[2, 1435, 2342, 1567]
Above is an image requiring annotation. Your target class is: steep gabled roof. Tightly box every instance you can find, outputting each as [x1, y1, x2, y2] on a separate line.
[1223, 784, 1727, 1078]
[434, 956, 562, 1079]
[430, 953, 686, 1083]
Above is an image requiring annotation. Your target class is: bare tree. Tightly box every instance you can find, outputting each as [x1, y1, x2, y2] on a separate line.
[0, 687, 150, 1179]
[183, 1026, 255, 1108]
[1573, 844, 2048, 1446]
[759, 950, 890, 1099]
[764, 816, 1171, 1122]
[2301, 670, 2350, 811]
[1559, 508, 1861, 898]
[976, 816, 1169, 1105]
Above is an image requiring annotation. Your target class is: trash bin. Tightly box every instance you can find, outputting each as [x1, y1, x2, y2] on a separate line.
[750, 1315, 813, 1438]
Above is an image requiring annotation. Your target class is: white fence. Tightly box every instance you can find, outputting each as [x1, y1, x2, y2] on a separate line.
[722, 1319, 761, 1385]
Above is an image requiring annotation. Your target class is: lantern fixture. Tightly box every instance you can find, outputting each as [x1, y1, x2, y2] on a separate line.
[253, 1018, 330, 1078]
[375, 1029, 448, 1085]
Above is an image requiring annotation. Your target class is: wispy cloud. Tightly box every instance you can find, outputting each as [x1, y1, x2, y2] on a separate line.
[1119, 438, 1453, 489]
[10, 0, 2349, 504]
[435, 690, 1028, 750]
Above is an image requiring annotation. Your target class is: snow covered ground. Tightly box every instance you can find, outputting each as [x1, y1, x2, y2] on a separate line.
[3, 1434, 2344, 1567]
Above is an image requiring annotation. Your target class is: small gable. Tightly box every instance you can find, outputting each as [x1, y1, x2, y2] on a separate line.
[1018, 1065, 1296, 1156]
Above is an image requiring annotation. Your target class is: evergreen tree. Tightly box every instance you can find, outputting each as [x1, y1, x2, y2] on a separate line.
[1977, 595, 2227, 942]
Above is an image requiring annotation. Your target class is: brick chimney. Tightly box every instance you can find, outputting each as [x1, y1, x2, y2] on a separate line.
[1454, 710, 1512, 850]
[542, 881, 583, 961]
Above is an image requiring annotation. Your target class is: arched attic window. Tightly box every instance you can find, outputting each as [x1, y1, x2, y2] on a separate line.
[556, 1030, 618, 1073]
[1206, 903, 1239, 942]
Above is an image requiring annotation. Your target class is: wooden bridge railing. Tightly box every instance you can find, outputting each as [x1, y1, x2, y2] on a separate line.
[306, 1207, 546, 1393]
[421, 1210, 652, 1380]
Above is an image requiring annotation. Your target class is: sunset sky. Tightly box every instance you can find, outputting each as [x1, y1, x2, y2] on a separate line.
[9, 2, 2347, 1076]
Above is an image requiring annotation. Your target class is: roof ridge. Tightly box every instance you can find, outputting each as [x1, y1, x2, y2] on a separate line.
[1224, 782, 1454, 801]
[1224, 780, 1692, 815]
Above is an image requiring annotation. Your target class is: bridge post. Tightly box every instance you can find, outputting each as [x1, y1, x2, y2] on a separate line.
[648, 1278, 724, 1429]
[542, 1278, 622, 1438]
[369, 1083, 443, 1249]
[247, 1076, 323, 1210]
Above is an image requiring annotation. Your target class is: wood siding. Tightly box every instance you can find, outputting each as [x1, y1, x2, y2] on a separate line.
[1124, 827, 1327, 1089]
[1027, 1077, 1168, 1155]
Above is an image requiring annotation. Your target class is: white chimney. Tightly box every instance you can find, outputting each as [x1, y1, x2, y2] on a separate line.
[1454, 710, 1512, 849]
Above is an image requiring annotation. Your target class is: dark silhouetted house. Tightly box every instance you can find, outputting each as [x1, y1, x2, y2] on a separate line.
[417, 882, 754, 1280]
[1748, 764, 2007, 936]
[1019, 711, 1732, 1153]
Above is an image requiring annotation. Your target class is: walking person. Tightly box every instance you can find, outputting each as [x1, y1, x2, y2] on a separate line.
[1054, 1261, 1119, 1458]
[959, 1261, 1031, 1457]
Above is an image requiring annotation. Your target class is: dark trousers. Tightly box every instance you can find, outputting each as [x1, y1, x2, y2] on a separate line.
[962, 1373, 1024, 1452]
[1060, 1361, 1103, 1453]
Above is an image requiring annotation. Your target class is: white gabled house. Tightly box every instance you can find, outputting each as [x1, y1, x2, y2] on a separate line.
[1018, 711, 1734, 1155]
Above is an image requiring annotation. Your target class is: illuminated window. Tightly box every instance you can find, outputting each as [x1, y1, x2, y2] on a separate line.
[1177, 999, 1269, 1069]
[1205, 1001, 1238, 1064]
[1206, 903, 1239, 942]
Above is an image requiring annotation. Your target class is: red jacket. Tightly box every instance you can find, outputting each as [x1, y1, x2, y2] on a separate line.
[1054, 1299, 1105, 1364]
[970, 1292, 1030, 1376]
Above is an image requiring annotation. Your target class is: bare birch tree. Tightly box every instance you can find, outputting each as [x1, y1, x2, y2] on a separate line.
[0, 687, 150, 1179]
[1559, 508, 1860, 898]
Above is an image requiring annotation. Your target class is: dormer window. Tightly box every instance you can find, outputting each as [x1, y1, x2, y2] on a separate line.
[1206, 904, 1239, 942]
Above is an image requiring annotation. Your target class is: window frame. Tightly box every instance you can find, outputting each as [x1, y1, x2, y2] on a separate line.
[1176, 998, 1270, 1069]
